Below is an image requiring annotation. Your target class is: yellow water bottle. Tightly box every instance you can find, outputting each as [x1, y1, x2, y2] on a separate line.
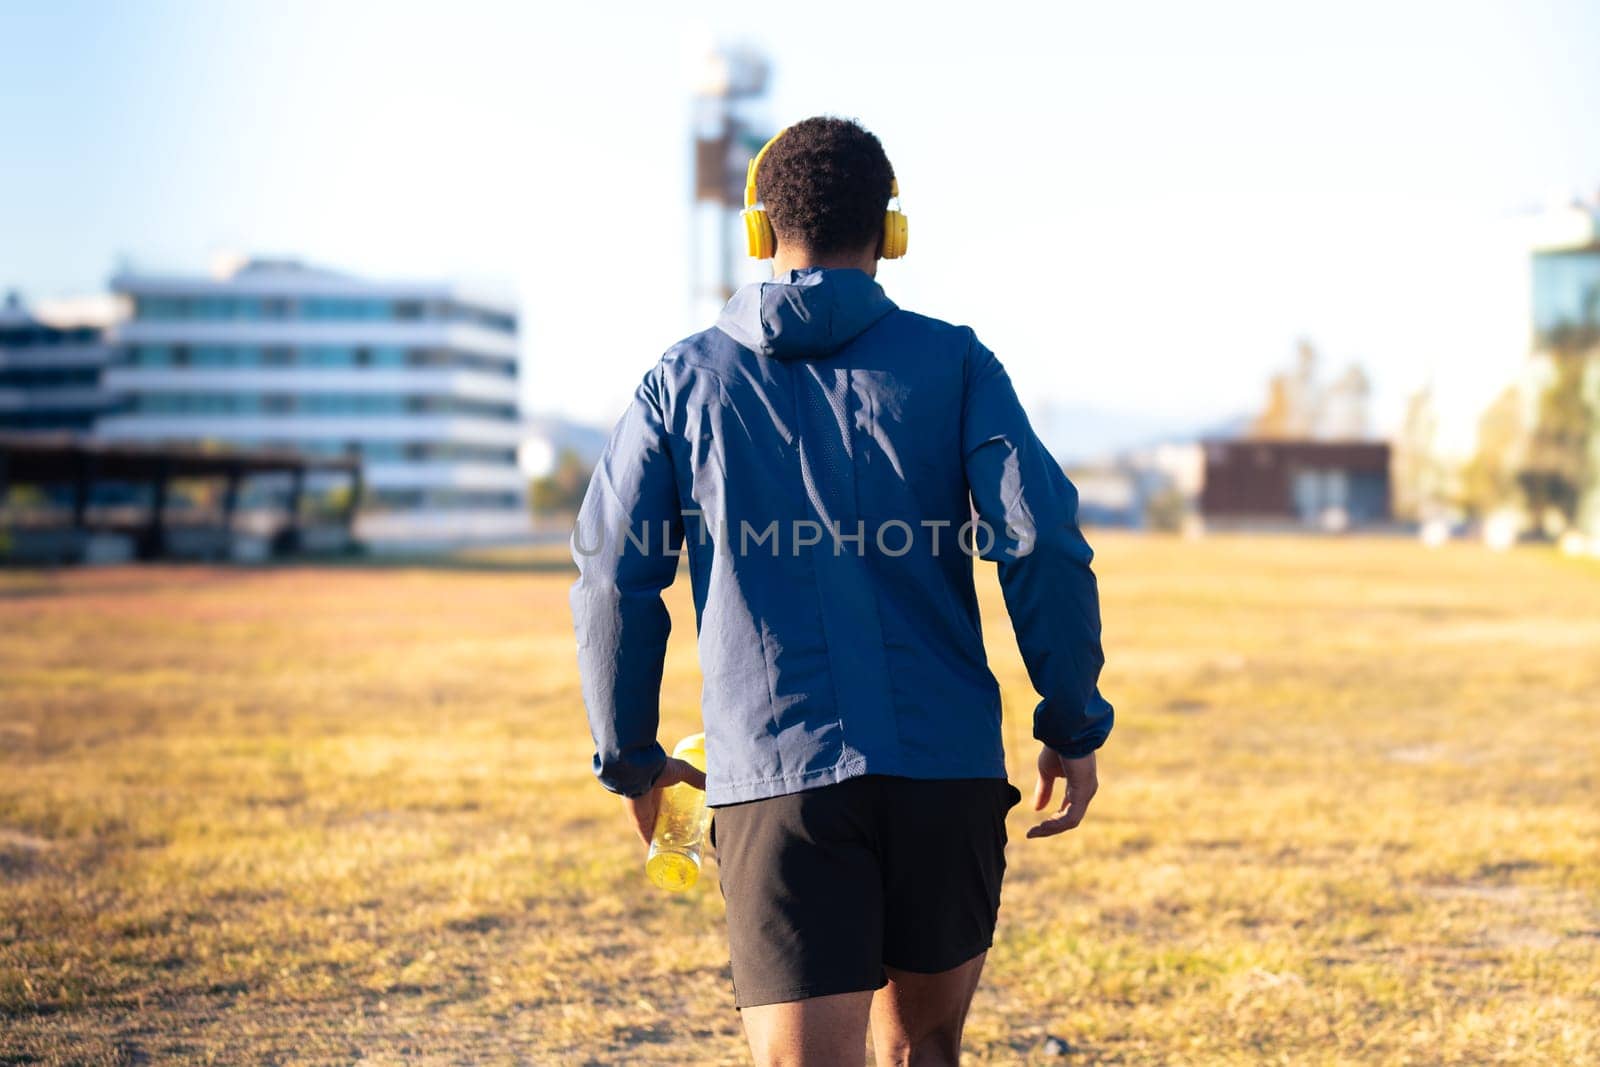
[646, 732, 709, 891]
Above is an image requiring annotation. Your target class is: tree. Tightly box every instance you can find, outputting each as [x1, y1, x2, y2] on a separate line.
[1461, 386, 1526, 518]
[1251, 339, 1318, 438]
[1520, 324, 1599, 528]
[1248, 338, 1372, 440]
[529, 448, 593, 517]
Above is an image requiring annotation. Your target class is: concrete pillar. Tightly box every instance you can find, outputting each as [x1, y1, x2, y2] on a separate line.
[278, 466, 304, 556]
[342, 465, 363, 545]
[144, 460, 171, 560]
[70, 452, 92, 530]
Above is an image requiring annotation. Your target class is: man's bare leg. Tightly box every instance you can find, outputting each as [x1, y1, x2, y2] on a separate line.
[740, 988, 875, 1067]
[868, 952, 987, 1067]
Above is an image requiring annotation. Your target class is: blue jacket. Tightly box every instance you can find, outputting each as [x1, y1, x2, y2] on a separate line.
[572, 268, 1112, 807]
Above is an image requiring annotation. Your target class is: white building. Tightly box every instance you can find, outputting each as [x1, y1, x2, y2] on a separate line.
[97, 259, 529, 543]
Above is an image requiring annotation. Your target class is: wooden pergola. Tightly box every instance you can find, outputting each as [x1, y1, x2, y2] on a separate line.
[0, 433, 363, 560]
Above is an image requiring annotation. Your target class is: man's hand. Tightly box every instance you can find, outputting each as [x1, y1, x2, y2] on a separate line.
[1026, 744, 1098, 839]
[623, 757, 707, 846]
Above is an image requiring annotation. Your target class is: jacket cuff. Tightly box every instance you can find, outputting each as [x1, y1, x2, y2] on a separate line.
[1034, 695, 1114, 759]
[593, 742, 669, 798]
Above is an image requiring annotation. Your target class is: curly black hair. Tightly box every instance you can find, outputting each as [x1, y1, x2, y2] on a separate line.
[756, 116, 894, 257]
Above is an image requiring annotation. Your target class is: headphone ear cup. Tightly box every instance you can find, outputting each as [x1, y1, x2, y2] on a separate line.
[881, 210, 908, 259]
[743, 209, 775, 259]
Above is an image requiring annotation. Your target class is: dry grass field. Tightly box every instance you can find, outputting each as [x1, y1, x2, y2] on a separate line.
[1, 534, 1598, 1065]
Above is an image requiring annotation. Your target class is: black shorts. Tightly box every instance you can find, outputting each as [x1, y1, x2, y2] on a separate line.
[710, 774, 1022, 1009]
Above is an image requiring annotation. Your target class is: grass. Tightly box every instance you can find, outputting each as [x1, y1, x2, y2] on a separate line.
[1, 534, 1597, 1064]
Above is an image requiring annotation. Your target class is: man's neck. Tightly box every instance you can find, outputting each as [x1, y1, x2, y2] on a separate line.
[771, 245, 878, 278]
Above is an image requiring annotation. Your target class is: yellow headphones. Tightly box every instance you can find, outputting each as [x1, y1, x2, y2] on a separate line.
[741, 127, 909, 260]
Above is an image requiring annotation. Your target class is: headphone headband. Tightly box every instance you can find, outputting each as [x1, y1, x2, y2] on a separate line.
[744, 128, 787, 210]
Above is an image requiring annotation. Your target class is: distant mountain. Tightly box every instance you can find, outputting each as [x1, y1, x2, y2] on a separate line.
[521, 415, 610, 467]
[1031, 405, 1251, 464]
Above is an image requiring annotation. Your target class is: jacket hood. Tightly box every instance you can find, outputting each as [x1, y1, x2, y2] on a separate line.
[715, 268, 896, 360]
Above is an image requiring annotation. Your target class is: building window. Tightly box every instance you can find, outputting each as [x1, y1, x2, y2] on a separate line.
[302, 346, 356, 368]
[193, 347, 238, 367]
[135, 297, 189, 321]
[192, 297, 237, 319]
[302, 298, 392, 321]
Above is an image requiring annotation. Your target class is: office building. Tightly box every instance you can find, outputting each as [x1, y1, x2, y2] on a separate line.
[96, 259, 528, 541]
[0, 291, 118, 433]
[1531, 202, 1600, 342]
[1527, 201, 1600, 551]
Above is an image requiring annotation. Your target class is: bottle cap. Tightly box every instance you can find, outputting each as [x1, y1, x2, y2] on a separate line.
[671, 731, 706, 771]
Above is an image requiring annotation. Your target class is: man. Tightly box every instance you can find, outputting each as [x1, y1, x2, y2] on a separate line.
[572, 116, 1112, 1066]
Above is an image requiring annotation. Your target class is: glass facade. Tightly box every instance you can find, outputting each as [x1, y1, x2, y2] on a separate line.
[365, 488, 522, 510]
[0, 366, 100, 388]
[1, 323, 100, 346]
[133, 294, 516, 333]
[1532, 248, 1600, 340]
[301, 298, 394, 321]
[0, 410, 100, 431]
[128, 392, 516, 419]
[125, 344, 512, 375]
[224, 439, 517, 464]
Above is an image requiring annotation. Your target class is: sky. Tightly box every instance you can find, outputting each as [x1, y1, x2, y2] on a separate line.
[3, 0, 1598, 454]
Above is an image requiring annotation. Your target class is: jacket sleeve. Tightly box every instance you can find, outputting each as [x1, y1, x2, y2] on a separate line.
[570, 368, 684, 797]
[961, 338, 1113, 758]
